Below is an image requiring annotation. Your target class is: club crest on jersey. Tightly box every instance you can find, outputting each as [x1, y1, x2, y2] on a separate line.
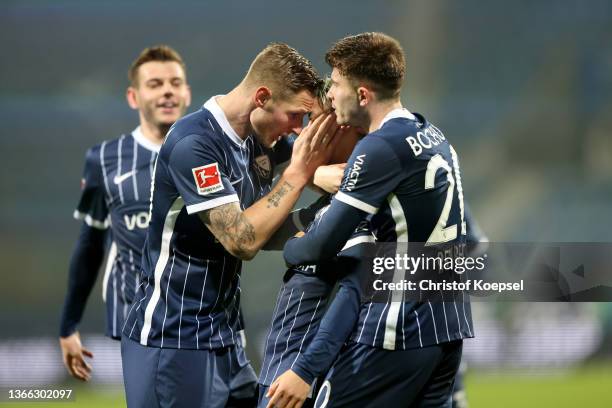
[192, 163, 224, 195]
[254, 155, 272, 179]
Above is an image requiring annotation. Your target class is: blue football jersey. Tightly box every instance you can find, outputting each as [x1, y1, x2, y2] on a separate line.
[124, 96, 292, 349]
[74, 127, 160, 337]
[338, 109, 473, 350]
[260, 197, 375, 386]
[284, 108, 473, 350]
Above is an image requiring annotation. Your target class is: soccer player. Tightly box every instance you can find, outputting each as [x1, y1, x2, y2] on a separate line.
[266, 206, 485, 408]
[280, 32, 474, 407]
[120, 43, 340, 408]
[59, 45, 191, 382]
[257, 89, 367, 408]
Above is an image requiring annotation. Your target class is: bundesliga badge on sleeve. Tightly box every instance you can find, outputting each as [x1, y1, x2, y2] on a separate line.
[192, 162, 224, 195]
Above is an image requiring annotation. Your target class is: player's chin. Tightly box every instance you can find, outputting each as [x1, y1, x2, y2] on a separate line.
[156, 112, 181, 125]
[333, 112, 347, 126]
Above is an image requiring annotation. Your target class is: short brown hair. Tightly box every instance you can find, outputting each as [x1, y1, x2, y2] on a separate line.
[245, 43, 322, 100]
[325, 32, 405, 100]
[128, 45, 186, 86]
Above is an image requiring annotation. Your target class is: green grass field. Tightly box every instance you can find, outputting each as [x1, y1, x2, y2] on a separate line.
[2, 365, 610, 407]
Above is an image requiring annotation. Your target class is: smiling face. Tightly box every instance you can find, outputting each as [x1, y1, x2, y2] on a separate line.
[250, 89, 316, 147]
[127, 60, 191, 130]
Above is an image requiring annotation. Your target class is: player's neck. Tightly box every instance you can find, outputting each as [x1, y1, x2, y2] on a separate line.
[367, 100, 403, 133]
[216, 87, 253, 140]
[139, 120, 168, 146]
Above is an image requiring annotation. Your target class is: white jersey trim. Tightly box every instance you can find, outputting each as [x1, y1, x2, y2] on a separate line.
[132, 126, 162, 153]
[379, 108, 416, 129]
[102, 241, 118, 303]
[335, 192, 378, 215]
[73, 210, 110, 230]
[383, 194, 408, 350]
[341, 235, 376, 251]
[203, 96, 250, 148]
[140, 197, 184, 345]
[185, 194, 240, 215]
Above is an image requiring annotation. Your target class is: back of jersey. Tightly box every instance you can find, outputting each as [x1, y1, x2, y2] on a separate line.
[335, 108, 473, 350]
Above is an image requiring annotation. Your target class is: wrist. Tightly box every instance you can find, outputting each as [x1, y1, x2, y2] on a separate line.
[291, 364, 316, 386]
[283, 165, 310, 188]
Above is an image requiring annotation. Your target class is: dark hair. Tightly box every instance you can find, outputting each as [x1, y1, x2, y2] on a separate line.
[325, 32, 405, 100]
[128, 45, 186, 86]
[245, 43, 321, 100]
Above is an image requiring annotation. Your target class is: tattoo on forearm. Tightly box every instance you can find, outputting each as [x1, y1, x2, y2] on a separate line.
[267, 181, 294, 208]
[202, 204, 255, 252]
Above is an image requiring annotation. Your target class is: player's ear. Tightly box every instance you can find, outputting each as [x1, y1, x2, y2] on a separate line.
[357, 86, 370, 107]
[185, 84, 192, 108]
[254, 87, 272, 108]
[126, 86, 139, 110]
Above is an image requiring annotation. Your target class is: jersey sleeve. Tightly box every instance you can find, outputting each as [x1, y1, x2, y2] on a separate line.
[73, 146, 109, 229]
[59, 223, 107, 337]
[335, 135, 403, 215]
[291, 271, 361, 384]
[283, 136, 402, 266]
[167, 135, 240, 215]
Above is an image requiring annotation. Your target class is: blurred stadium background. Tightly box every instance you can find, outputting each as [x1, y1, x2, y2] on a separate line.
[1, 0, 611, 406]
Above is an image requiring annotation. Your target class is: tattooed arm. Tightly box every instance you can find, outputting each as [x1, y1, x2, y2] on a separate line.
[199, 113, 340, 260]
[199, 179, 300, 260]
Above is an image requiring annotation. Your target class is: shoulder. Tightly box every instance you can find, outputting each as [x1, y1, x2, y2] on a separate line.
[161, 109, 224, 161]
[83, 133, 128, 169]
[378, 113, 449, 159]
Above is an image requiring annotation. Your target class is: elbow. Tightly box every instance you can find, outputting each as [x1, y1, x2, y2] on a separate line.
[227, 244, 258, 261]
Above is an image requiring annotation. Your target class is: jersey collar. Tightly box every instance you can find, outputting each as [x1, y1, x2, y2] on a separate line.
[378, 108, 416, 130]
[203, 95, 249, 148]
[132, 126, 162, 153]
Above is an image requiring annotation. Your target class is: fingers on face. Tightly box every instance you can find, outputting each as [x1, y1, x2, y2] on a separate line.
[301, 113, 327, 141]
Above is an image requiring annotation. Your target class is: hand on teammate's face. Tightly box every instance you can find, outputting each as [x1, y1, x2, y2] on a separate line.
[59, 332, 93, 381]
[266, 369, 311, 408]
[287, 112, 343, 185]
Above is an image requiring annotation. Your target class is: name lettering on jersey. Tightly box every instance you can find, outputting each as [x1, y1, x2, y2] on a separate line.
[125, 212, 151, 230]
[344, 154, 366, 192]
[405, 126, 446, 157]
[192, 163, 224, 195]
[254, 155, 272, 179]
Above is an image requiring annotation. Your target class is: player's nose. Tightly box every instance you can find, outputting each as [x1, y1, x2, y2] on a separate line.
[162, 82, 175, 97]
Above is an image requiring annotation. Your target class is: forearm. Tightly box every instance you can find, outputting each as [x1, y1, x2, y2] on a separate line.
[284, 200, 366, 266]
[291, 272, 361, 383]
[243, 173, 306, 250]
[201, 170, 308, 260]
[59, 225, 106, 337]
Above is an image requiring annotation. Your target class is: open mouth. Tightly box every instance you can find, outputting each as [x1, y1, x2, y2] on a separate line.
[157, 101, 179, 110]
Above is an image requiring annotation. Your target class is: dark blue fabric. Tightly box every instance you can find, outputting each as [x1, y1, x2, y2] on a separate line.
[313, 340, 462, 408]
[59, 224, 106, 337]
[121, 336, 257, 408]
